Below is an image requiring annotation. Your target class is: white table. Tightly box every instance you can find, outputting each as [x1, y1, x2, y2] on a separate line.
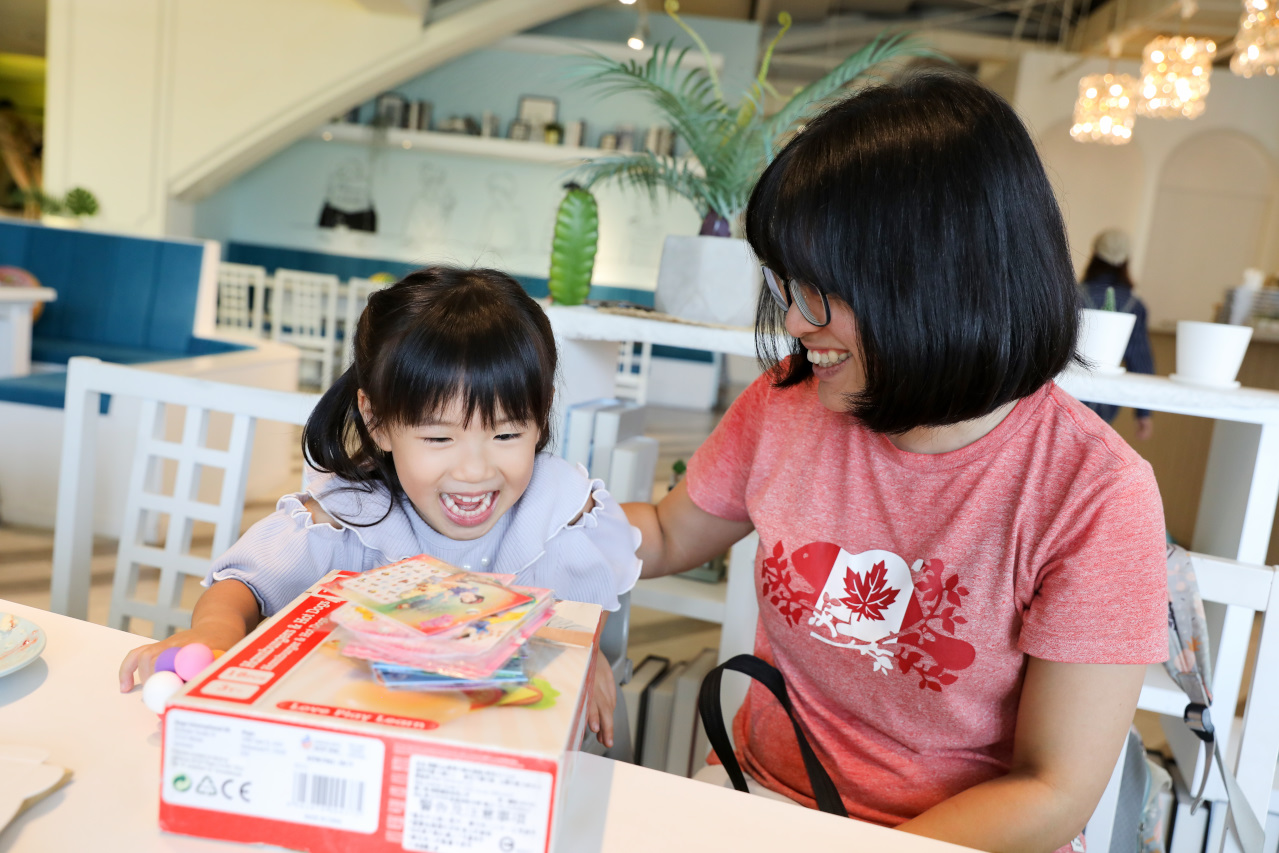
[0, 286, 56, 378]
[0, 601, 971, 853]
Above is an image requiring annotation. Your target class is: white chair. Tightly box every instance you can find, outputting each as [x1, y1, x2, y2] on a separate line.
[340, 277, 387, 374]
[615, 341, 653, 405]
[49, 357, 320, 638]
[270, 269, 340, 388]
[1087, 552, 1279, 853]
[214, 262, 267, 337]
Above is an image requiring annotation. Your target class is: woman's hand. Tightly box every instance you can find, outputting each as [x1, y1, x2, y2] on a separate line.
[118, 579, 261, 693]
[586, 648, 618, 749]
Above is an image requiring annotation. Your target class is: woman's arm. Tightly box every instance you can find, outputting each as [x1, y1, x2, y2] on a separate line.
[623, 480, 754, 579]
[896, 657, 1146, 853]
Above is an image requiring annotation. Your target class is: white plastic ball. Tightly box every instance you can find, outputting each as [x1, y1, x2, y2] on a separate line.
[142, 670, 185, 714]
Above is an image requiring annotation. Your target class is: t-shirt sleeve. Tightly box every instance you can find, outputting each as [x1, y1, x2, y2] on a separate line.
[1018, 461, 1169, 664]
[686, 372, 773, 523]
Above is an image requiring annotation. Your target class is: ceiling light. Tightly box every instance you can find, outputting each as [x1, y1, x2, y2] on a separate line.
[1138, 36, 1215, 118]
[1230, 0, 1279, 77]
[1071, 73, 1138, 144]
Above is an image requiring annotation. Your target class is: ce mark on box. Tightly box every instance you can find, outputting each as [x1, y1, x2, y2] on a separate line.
[171, 772, 253, 803]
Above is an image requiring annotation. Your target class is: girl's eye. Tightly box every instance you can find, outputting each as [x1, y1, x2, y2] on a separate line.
[495, 432, 523, 442]
[422, 436, 452, 444]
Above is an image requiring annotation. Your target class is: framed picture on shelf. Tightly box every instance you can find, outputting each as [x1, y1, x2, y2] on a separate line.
[374, 92, 409, 129]
[517, 95, 558, 133]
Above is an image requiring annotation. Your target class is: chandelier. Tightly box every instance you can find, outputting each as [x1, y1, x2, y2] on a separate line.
[1231, 0, 1279, 77]
[1138, 36, 1216, 118]
[1071, 73, 1138, 144]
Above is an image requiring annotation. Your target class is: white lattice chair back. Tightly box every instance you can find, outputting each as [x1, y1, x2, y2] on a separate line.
[615, 341, 653, 405]
[341, 277, 389, 374]
[50, 357, 320, 638]
[214, 262, 267, 335]
[271, 269, 340, 386]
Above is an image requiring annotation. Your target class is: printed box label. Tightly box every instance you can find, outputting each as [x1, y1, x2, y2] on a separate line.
[402, 754, 552, 853]
[162, 709, 384, 834]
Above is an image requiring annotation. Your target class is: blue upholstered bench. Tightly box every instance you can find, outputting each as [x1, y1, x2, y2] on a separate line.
[0, 220, 249, 409]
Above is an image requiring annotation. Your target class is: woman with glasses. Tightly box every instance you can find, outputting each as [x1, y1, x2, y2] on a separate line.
[623, 70, 1168, 853]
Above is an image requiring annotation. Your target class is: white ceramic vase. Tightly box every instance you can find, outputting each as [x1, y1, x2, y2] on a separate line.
[1173, 320, 1253, 389]
[653, 235, 762, 328]
[1077, 308, 1136, 375]
[40, 214, 83, 229]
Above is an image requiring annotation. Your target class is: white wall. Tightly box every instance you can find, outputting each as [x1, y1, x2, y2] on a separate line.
[42, 0, 606, 237]
[1012, 49, 1279, 327]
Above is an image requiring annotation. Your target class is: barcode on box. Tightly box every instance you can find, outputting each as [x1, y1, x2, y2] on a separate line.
[292, 772, 366, 813]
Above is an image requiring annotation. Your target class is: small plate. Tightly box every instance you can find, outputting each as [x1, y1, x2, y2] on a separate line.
[0, 613, 45, 678]
[1169, 374, 1241, 391]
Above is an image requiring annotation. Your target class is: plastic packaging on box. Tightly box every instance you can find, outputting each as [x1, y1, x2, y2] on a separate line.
[158, 571, 602, 853]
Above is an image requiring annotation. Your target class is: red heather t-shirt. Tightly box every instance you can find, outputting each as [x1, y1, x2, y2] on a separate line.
[687, 373, 1168, 826]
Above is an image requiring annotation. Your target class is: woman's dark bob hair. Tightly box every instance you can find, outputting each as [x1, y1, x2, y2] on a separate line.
[304, 267, 557, 520]
[747, 69, 1081, 434]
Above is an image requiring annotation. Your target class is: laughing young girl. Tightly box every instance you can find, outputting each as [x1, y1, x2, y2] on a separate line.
[120, 267, 640, 745]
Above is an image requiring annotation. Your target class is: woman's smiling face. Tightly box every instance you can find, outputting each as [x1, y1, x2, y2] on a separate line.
[784, 292, 866, 413]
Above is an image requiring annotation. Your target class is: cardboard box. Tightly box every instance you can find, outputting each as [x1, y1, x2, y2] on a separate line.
[159, 571, 601, 853]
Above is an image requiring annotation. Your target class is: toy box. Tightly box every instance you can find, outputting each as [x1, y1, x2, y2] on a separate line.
[158, 571, 602, 853]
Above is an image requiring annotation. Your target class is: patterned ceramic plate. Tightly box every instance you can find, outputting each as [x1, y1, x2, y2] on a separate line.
[0, 613, 45, 678]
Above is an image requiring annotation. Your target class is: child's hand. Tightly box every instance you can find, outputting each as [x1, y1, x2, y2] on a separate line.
[118, 624, 243, 693]
[586, 648, 617, 749]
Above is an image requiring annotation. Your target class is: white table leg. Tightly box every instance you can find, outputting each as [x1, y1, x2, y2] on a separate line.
[0, 301, 34, 378]
[1194, 421, 1279, 563]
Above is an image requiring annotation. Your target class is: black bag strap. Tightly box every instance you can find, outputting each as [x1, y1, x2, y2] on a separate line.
[697, 653, 847, 816]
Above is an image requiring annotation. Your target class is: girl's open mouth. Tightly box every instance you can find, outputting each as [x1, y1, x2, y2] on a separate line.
[440, 491, 498, 527]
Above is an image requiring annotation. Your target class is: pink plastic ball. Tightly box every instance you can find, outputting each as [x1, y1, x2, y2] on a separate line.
[173, 643, 215, 681]
[155, 646, 180, 673]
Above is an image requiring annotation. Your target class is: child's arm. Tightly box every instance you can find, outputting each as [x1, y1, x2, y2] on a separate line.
[623, 480, 753, 579]
[118, 579, 261, 692]
[585, 612, 615, 749]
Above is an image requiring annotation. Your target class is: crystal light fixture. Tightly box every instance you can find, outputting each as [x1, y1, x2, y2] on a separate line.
[1137, 36, 1216, 118]
[1231, 0, 1279, 77]
[1070, 73, 1138, 144]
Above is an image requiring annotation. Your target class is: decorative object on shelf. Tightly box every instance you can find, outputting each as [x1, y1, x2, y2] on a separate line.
[1077, 291, 1137, 375]
[438, 115, 480, 135]
[341, 106, 361, 124]
[615, 123, 636, 153]
[508, 119, 532, 141]
[480, 110, 501, 138]
[1138, 34, 1216, 119]
[564, 120, 585, 148]
[407, 100, 432, 132]
[598, 132, 618, 150]
[544, 122, 564, 145]
[17, 185, 101, 228]
[1173, 320, 1253, 389]
[1230, 0, 1279, 76]
[571, 1, 925, 327]
[644, 124, 675, 157]
[547, 182, 599, 306]
[518, 95, 559, 139]
[374, 92, 409, 129]
[1070, 73, 1138, 144]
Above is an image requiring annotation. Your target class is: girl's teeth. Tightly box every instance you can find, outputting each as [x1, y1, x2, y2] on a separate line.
[443, 492, 494, 517]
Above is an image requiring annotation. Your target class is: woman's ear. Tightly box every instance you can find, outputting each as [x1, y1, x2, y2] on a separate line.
[357, 389, 392, 453]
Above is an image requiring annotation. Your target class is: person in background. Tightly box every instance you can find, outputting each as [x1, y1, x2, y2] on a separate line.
[1081, 228, 1156, 440]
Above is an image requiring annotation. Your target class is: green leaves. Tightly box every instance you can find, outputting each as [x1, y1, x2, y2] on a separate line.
[547, 184, 599, 306]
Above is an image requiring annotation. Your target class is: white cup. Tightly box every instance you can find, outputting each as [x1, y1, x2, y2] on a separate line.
[1077, 308, 1136, 375]
[1174, 321, 1253, 389]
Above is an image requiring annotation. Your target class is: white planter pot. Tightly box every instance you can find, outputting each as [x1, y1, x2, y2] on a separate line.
[1172, 320, 1253, 389]
[654, 235, 761, 328]
[1077, 308, 1136, 375]
[40, 214, 83, 229]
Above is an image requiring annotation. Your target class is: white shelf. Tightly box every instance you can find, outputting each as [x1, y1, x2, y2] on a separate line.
[630, 575, 727, 624]
[315, 122, 608, 165]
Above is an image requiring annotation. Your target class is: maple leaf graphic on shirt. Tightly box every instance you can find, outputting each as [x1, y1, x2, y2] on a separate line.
[839, 561, 900, 621]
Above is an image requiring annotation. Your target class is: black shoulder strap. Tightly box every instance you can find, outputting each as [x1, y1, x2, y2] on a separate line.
[697, 653, 848, 816]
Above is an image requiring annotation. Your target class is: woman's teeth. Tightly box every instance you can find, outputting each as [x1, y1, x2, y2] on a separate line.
[807, 349, 851, 367]
[442, 492, 495, 517]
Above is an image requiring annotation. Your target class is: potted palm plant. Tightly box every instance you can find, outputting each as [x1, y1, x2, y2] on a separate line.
[572, 1, 927, 325]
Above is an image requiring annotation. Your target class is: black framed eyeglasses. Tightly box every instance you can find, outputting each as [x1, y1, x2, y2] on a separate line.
[761, 265, 831, 327]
